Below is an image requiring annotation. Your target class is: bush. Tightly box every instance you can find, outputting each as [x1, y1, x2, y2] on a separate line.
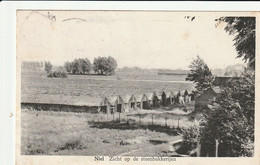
[47, 67, 67, 78]
[176, 126, 200, 155]
[44, 61, 53, 73]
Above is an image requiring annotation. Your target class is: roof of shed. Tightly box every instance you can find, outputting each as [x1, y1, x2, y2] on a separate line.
[165, 91, 173, 97]
[173, 91, 179, 96]
[122, 94, 134, 103]
[135, 94, 147, 101]
[180, 90, 187, 96]
[146, 92, 155, 100]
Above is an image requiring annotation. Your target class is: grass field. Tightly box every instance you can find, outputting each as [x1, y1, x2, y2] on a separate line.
[21, 70, 194, 105]
[21, 108, 199, 156]
[21, 70, 197, 156]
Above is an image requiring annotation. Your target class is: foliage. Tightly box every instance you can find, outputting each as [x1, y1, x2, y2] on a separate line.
[44, 61, 53, 73]
[216, 17, 255, 69]
[177, 126, 200, 155]
[200, 72, 255, 157]
[64, 58, 92, 74]
[93, 56, 118, 75]
[224, 64, 245, 77]
[186, 56, 214, 93]
[107, 56, 118, 75]
[47, 66, 67, 78]
[80, 58, 92, 73]
[64, 61, 72, 73]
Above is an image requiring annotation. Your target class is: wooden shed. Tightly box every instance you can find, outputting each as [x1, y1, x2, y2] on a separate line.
[195, 87, 221, 111]
[185, 90, 195, 103]
[180, 90, 189, 104]
[99, 97, 111, 114]
[180, 90, 189, 97]
[122, 94, 137, 111]
[136, 94, 149, 109]
[156, 91, 167, 106]
[109, 96, 125, 113]
[173, 91, 181, 104]
[165, 91, 174, 105]
[189, 90, 195, 101]
[146, 92, 159, 108]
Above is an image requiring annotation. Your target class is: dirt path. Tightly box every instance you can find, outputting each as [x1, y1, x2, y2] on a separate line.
[117, 135, 183, 156]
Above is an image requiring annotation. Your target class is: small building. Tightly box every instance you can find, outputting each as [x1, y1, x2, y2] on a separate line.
[188, 90, 195, 101]
[165, 91, 174, 104]
[109, 95, 125, 113]
[122, 94, 137, 111]
[173, 91, 181, 104]
[99, 97, 111, 114]
[162, 91, 167, 106]
[195, 87, 221, 111]
[155, 91, 167, 106]
[179, 95, 185, 104]
[184, 90, 193, 103]
[146, 92, 159, 108]
[180, 90, 189, 104]
[180, 90, 189, 97]
[136, 94, 149, 109]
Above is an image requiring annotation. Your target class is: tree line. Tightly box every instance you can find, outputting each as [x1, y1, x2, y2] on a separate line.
[64, 56, 117, 75]
[22, 56, 118, 78]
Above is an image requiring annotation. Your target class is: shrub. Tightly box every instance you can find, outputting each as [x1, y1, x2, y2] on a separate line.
[47, 66, 67, 78]
[176, 126, 200, 155]
[44, 61, 53, 73]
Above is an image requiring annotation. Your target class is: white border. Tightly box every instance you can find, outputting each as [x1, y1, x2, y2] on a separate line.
[1, 1, 260, 165]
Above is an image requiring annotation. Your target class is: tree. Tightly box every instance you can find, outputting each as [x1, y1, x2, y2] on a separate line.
[71, 59, 81, 74]
[106, 56, 118, 75]
[64, 61, 72, 73]
[67, 58, 92, 75]
[47, 66, 67, 78]
[224, 64, 245, 77]
[93, 56, 117, 75]
[79, 58, 92, 74]
[216, 17, 255, 70]
[44, 61, 53, 73]
[93, 57, 107, 75]
[186, 56, 214, 92]
[200, 72, 255, 157]
[194, 17, 256, 157]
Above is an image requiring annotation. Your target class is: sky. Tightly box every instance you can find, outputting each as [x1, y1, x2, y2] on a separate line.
[17, 11, 245, 70]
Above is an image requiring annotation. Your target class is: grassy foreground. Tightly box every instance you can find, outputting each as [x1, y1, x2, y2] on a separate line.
[21, 109, 186, 156]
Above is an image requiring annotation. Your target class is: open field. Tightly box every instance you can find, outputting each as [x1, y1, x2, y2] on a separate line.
[21, 70, 197, 156]
[21, 103, 199, 156]
[21, 70, 194, 105]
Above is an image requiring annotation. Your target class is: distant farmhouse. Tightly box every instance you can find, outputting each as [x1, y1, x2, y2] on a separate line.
[195, 86, 221, 111]
[157, 69, 189, 76]
[195, 76, 240, 111]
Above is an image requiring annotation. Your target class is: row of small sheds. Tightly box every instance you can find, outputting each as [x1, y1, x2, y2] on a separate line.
[98, 90, 194, 114]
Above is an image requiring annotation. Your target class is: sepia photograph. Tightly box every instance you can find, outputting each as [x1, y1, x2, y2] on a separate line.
[16, 10, 256, 159]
